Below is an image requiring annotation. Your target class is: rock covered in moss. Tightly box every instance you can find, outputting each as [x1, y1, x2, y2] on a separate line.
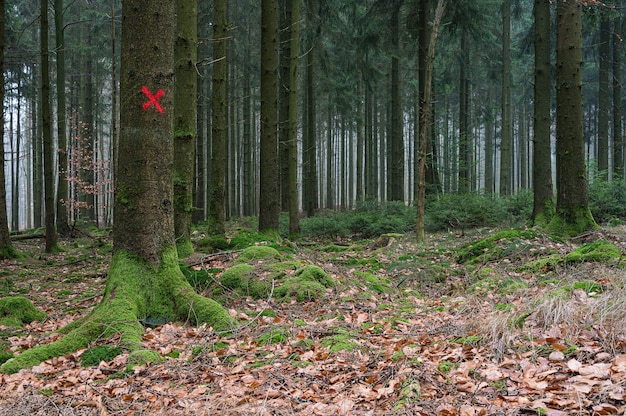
[565, 240, 621, 263]
[236, 245, 282, 263]
[0, 296, 46, 327]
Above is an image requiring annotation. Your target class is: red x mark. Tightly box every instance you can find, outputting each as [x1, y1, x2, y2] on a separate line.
[141, 86, 165, 113]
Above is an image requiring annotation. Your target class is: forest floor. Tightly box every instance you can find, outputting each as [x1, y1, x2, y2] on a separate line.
[1, 226, 626, 415]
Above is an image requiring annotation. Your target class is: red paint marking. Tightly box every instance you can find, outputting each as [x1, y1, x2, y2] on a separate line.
[141, 86, 165, 113]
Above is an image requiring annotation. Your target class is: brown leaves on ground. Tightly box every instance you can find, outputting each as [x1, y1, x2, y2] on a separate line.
[1, 229, 626, 415]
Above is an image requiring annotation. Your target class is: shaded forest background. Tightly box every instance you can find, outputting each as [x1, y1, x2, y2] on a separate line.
[2, 0, 626, 235]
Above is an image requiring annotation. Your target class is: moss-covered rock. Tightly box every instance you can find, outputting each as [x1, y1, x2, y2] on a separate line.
[295, 265, 334, 287]
[517, 254, 563, 273]
[565, 240, 621, 263]
[456, 229, 542, 264]
[0, 296, 46, 327]
[275, 277, 327, 301]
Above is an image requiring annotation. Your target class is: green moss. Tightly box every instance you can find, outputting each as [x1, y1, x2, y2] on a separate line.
[127, 349, 162, 370]
[81, 345, 123, 367]
[176, 238, 194, 259]
[456, 229, 541, 264]
[221, 264, 254, 289]
[565, 241, 620, 263]
[275, 277, 326, 301]
[0, 296, 46, 326]
[295, 265, 334, 287]
[236, 245, 282, 263]
[257, 327, 290, 346]
[355, 271, 391, 293]
[547, 207, 599, 237]
[550, 280, 604, 298]
[320, 329, 359, 353]
[1, 246, 233, 374]
[517, 254, 563, 273]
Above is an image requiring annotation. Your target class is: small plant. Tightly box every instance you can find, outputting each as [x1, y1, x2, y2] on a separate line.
[438, 360, 458, 374]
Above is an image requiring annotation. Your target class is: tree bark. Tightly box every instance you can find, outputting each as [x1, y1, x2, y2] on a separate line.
[288, 0, 300, 236]
[0, 0, 16, 259]
[530, 0, 554, 226]
[173, 0, 198, 256]
[598, 11, 610, 177]
[209, 0, 228, 236]
[500, 0, 512, 195]
[55, 0, 70, 236]
[549, 0, 597, 237]
[259, 0, 280, 232]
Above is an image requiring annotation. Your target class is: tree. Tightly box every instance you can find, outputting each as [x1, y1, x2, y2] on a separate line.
[530, 0, 554, 227]
[259, 0, 280, 233]
[41, 0, 59, 252]
[598, 9, 610, 177]
[209, 0, 228, 237]
[500, 0, 512, 195]
[548, 0, 597, 237]
[0, 0, 17, 260]
[55, 0, 70, 236]
[1, 0, 232, 375]
[388, 0, 404, 202]
[173, 0, 198, 256]
[287, 0, 301, 237]
[416, 0, 446, 243]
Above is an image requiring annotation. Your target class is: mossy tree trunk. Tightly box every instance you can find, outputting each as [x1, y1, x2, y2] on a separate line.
[530, 0, 554, 227]
[259, 0, 280, 233]
[173, 0, 198, 257]
[548, 0, 597, 237]
[1, 0, 232, 375]
[209, 0, 227, 237]
[0, 0, 17, 260]
[288, 0, 300, 237]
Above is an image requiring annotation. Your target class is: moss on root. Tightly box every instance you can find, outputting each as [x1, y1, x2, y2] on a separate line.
[0, 246, 233, 374]
[565, 241, 621, 263]
[547, 207, 598, 238]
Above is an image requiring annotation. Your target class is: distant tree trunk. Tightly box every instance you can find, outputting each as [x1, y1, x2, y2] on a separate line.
[484, 70, 495, 194]
[209, 0, 227, 236]
[55, 0, 70, 236]
[458, 28, 470, 193]
[326, 99, 333, 209]
[303, 44, 318, 217]
[279, 0, 291, 212]
[531, 1, 554, 226]
[259, 0, 280, 232]
[389, 0, 404, 202]
[613, 15, 623, 179]
[11, 99, 20, 231]
[81, 30, 95, 222]
[500, 0, 512, 195]
[416, 0, 445, 243]
[288, 0, 300, 236]
[173, 0, 198, 257]
[598, 12, 610, 177]
[41, 0, 58, 252]
[549, 0, 597, 236]
[0, 0, 16, 259]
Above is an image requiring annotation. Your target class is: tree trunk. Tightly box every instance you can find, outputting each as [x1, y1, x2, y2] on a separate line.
[458, 29, 470, 193]
[416, 0, 445, 243]
[598, 11, 610, 177]
[173, 0, 198, 256]
[613, 15, 623, 179]
[531, 1, 554, 226]
[303, 42, 317, 217]
[55, 0, 70, 236]
[259, 0, 280, 232]
[41, 0, 59, 253]
[549, 0, 597, 237]
[279, 0, 291, 212]
[1, 0, 232, 375]
[389, 0, 404, 202]
[288, 0, 300, 236]
[0, 0, 16, 259]
[209, 0, 228, 236]
[500, 0, 512, 195]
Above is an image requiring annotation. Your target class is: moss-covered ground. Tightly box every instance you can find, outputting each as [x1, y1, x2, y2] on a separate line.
[2, 225, 626, 414]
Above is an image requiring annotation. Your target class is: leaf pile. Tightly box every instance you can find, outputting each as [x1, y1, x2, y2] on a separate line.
[1, 228, 626, 415]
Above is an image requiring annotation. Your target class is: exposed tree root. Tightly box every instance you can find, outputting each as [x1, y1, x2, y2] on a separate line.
[0, 246, 233, 374]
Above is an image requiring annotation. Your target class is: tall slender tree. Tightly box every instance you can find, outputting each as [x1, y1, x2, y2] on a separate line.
[500, 0, 512, 195]
[1, 0, 232, 375]
[530, 0, 554, 226]
[42, 0, 59, 252]
[209, 0, 228, 236]
[613, 11, 623, 179]
[549, 0, 597, 236]
[0, 0, 16, 260]
[173, 0, 198, 256]
[259, 0, 280, 232]
[287, 0, 301, 236]
[598, 10, 610, 177]
[55, 0, 70, 236]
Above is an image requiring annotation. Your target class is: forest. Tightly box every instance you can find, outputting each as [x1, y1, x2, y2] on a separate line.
[1, 0, 626, 414]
